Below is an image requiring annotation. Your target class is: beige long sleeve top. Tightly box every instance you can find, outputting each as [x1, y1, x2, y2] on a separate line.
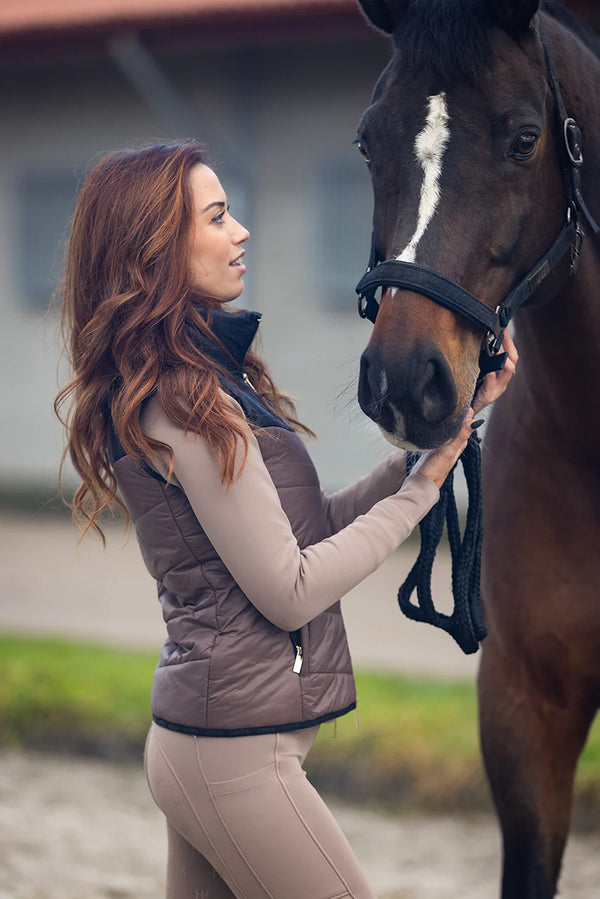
[142, 395, 439, 633]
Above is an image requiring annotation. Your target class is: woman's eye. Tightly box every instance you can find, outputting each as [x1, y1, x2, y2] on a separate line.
[510, 131, 539, 160]
[212, 211, 225, 223]
[357, 141, 371, 167]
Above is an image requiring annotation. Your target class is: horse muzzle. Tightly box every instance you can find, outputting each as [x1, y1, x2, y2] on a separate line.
[358, 341, 461, 450]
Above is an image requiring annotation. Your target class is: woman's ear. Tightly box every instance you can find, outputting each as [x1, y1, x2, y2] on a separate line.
[357, 0, 411, 35]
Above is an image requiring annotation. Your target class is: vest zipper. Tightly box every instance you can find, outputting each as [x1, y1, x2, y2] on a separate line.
[292, 645, 303, 674]
[242, 371, 256, 391]
[289, 630, 303, 675]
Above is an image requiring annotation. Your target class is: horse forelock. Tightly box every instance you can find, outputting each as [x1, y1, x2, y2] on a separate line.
[392, 0, 495, 85]
[391, 1, 600, 85]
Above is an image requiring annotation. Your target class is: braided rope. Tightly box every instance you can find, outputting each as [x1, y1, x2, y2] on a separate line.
[397, 431, 487, 654]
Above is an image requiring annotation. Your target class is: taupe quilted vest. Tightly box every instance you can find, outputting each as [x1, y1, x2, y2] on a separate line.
[110, 309, 356, 736]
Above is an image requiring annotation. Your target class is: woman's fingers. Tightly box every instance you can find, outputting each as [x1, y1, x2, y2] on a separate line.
[503, 329, 519, 366]
[412, 408, 474, 488]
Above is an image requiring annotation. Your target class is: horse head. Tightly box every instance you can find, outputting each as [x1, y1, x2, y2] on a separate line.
[356, 0, 567, 450]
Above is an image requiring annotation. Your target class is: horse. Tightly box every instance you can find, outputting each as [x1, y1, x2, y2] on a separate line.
[353, 1, 600, 896]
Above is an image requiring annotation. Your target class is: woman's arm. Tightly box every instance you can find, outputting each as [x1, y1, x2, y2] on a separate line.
[142, 397, 439, 632]
[321, 451, 408, 535]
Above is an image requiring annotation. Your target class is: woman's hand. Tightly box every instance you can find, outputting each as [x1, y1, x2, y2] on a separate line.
[472, 330, 518, 415]
[411, 408, 476, 489]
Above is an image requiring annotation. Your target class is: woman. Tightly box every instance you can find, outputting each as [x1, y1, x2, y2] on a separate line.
[55, 140, 516, 899]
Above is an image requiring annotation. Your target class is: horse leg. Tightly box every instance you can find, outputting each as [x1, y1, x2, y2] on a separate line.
[478, 639, 594, 899]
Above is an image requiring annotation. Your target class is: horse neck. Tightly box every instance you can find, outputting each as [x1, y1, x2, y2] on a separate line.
[513, 16, 600, 438]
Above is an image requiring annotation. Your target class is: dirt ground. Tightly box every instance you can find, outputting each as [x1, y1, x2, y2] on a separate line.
[1, 749, 599, 899]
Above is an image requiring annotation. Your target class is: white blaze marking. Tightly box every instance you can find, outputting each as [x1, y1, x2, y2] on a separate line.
[396, 92, 450, 264]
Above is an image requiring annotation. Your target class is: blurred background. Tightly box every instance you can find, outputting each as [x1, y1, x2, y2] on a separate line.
[0, 0, 397, 501]
[0, 0, 598, 496]
[1, 2, 600, 897]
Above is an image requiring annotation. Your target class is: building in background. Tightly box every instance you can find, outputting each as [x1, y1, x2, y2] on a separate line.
[0, 0, 597, 499]
[0, 0, 392, 498]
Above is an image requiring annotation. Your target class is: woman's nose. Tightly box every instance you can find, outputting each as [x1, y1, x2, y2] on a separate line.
[233, 218, 249, 244]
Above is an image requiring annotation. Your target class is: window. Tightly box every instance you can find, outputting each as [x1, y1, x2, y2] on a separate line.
[314, 157, 373, 312]
[17, 169, 80, 312]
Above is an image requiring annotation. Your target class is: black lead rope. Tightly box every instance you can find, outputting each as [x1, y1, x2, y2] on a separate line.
[396, 355, 505, 655]
[399, 431, 486, 655]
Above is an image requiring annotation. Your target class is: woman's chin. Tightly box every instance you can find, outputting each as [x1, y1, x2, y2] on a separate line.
[230, 281, 245, 300]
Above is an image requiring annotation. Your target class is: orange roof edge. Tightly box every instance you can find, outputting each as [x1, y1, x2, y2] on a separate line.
[0, 0, 358, 37]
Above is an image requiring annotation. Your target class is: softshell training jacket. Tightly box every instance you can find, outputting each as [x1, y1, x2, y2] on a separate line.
[109, 309, 439, 736]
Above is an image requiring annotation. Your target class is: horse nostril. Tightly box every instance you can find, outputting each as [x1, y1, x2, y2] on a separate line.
[358, 350, 375, 415]
[358, 345, 386, 418]
[412, 349, 457, 424]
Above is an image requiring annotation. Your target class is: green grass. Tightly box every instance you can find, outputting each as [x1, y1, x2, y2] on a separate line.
[310, 672, 486, 811]
[2, 635, 600, 818]
[0, 635, 155, 755]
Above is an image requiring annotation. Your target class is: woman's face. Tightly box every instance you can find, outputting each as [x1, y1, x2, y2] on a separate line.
[187, 164, 249, 302]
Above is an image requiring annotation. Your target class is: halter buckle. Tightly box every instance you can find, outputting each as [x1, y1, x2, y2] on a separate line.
[484, 307, 504, 357]
[485, 331, 504, 357]
[564, 118, 584, 167]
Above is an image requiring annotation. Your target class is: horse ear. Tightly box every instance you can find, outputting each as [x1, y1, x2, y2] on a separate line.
[492, 0, 541, 34]
[356, 0, 411, 35]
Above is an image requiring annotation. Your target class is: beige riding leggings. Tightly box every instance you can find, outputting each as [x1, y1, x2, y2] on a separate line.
[144, 722, 374, 899]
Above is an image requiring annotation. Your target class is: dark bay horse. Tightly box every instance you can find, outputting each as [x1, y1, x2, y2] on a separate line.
[354, 1, 600, 896]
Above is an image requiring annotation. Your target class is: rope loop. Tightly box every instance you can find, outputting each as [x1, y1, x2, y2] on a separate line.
[397, 431, 487, 654]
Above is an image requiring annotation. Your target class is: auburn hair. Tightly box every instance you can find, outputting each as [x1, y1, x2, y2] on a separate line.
[55, 140, 311, 542]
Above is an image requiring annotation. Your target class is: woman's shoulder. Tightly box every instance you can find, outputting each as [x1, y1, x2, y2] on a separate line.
[140, 393, 173, 443]
[141, 390, 249, 445]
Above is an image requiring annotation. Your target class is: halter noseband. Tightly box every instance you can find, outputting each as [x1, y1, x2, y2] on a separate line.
[355, 26, 600, 372]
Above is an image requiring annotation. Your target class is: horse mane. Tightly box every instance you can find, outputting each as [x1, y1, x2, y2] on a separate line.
[543, 1, 600, 60]
[392, 0, 599, 83]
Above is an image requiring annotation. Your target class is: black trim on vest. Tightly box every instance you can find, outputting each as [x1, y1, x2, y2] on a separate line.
[107, 423, 126, 465]
[151, 701, 357, 737]
[187, 308, 294, 432]
[141, 460, 167, 483]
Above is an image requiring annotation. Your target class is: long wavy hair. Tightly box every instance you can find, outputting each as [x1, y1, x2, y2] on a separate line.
[55, 140, 311, 541]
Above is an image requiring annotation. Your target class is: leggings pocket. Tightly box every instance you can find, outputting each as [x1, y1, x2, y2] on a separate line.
[206, 761, 277, 797]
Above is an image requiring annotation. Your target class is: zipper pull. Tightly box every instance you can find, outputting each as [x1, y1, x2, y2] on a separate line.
[292, 645, 303, 674]
[242, 371, 256, 391]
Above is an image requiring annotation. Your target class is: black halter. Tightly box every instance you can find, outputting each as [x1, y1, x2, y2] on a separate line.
[355, 25, 599, 654]
[356, 27, 599, 374]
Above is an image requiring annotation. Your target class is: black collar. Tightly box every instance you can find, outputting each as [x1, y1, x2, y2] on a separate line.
[192, 307, 262, 371]
[188, 307, 293, 432]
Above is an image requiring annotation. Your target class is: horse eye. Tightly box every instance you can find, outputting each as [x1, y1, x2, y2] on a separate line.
[511, 131, 539, 160]
[357, 141, 371, 167]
